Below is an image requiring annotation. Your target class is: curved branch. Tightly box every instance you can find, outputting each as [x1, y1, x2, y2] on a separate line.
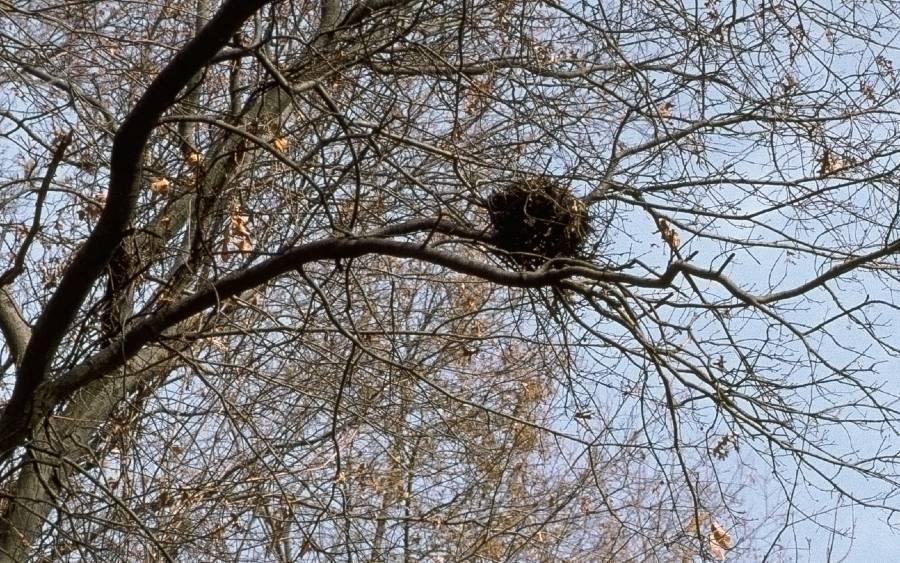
[0, 289, 29, 367]
[3, 210, 878, 456]
[44, 222, 668, 407]
[0, 0, 276, 460]
[0, 132, 71, 287]
[760, 238, 900, 304]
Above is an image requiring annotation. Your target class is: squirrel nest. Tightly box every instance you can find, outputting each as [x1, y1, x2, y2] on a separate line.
[487, 176, 590, 269]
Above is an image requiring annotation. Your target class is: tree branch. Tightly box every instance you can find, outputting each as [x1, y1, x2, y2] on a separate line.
[0, 290, 29, 368]
[0, 0, 276, 463]
[0, 132, 72, 287]
[0, 346, 176, 562]
[45, 222, 666, 407]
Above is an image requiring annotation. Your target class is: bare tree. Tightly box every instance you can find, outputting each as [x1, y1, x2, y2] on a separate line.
[1, 0, 899, 560]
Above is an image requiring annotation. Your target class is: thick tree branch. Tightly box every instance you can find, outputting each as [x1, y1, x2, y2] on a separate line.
[339, 0, 412, 29]
[45, 222, 669, 405]
[0, 0, 276, 459]
[0, 346, 176, 562]
[0, 290, 29, 368]
[3, 202, 859, 457]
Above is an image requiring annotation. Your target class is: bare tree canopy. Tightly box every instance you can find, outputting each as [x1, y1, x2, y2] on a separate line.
[1, 0, 900, 560]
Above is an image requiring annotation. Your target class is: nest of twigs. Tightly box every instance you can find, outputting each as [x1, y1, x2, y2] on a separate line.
[487, 176, 590, 269]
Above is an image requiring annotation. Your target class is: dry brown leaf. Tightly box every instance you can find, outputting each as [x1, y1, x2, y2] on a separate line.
[683, 513, 733, 561]
[230, 213, 250, 237]
[657, 217, 681, 250]
[149, 177, 170, 194]
[80, 191, 106, 220]
[227, 208, 253, 253]
[666, 229, 681, 248]
[272, 136, 289, 152]
[818, 148, 844, 175]
[465, 78, 493, 113]
[782, 74, 798, 91]
[861, 82, 877, 103]
[711, 433, 737, 460]
[658, 101, 674, 118]
[685, 511, 706, 533]
[186, 151, 203, 166]
[708, 520, 733, 560]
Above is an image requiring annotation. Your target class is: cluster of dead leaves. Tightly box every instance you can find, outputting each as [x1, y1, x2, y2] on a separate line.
[876, 55, 895, 77]
[711, 432, 739, 460]
[861, 82, 878, 104]
[464, 78, 494, 114]
[186, 151, 203, 166]
[148, 150, 205, 198]
[272, 136, 289, 153]
[78, 191, 106, 221]
[681, 512, 734, 562]
[149, 177, 170, 195]
[657, 101, 674, 119]
[817, 148, 857, 176]
[657, 217, 681, 250]
[225, 206, 253, 254]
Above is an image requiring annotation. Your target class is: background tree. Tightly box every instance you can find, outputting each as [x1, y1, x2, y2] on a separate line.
[1, 0, 899, 561]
